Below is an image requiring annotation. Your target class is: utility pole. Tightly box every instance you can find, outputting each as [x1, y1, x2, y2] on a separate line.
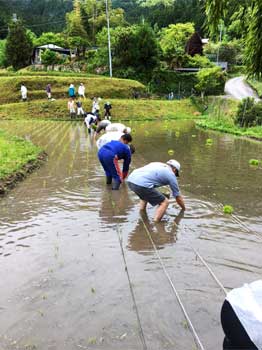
[105, 0, 112, 78]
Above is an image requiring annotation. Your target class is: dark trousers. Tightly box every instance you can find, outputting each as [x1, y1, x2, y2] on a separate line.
[221, 300, 258, 349]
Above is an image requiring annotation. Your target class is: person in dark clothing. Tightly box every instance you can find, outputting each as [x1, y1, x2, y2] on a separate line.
[98, 134, 132, 190]
[104, 101, 112, 119]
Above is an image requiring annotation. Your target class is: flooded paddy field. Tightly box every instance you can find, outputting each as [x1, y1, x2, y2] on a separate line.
[0, 119, 261, 350]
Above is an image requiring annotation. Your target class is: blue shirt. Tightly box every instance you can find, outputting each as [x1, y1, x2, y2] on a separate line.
[128, 162, 180, 197]
[98, 140, 131, 173]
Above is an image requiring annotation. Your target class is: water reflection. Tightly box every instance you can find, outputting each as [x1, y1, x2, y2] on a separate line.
[127, 210, 184, 254]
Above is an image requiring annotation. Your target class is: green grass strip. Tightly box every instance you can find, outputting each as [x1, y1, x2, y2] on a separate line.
[0, 129, 42, 179]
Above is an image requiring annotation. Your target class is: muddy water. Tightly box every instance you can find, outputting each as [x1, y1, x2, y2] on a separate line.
[0, 119, 261, 350]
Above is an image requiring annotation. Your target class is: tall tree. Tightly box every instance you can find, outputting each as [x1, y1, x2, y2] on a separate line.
[205, 0, 262, 77]
[66, 0, 89, 56]
[5, 20, 33, 70]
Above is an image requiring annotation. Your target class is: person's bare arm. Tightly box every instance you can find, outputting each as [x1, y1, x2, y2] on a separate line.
[176, 195, 186, 211]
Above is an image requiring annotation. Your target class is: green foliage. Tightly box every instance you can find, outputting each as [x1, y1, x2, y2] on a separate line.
[41, 50, 63, 66]
[249, 159, 259, 166]
[245, 3, 262, 79]
[195, 67, 225, 97]
[66, 0, 89, 56]
[5, 20, 33, 70]
[223, 205, 233, 214]
[205, 0, 262, 77]
[235, 97, 262, 128]
[92, 24, 159, 82]
[204, 40, 243, 65]
[150, 68, 197, 94]
[184, 54, 215, 68]
[0, 40, 7, 67]
[160, 23, 195, 67]
[35, 32, 68, 48]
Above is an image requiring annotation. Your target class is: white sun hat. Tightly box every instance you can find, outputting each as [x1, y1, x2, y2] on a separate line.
[166, 159, 181, 176]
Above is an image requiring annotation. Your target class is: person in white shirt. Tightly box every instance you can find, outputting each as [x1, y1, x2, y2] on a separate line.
[105, 123, 131, 134]
[221, 280, 262, 350]
[78, 83, 85, 99]
[84, 113, 97, 133]
[96, 131, 124, 150]
[67, 98, 76, 119]
[21, 84, 27, 101]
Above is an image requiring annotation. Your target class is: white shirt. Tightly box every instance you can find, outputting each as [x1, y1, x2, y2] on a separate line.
[85, 114, 96, 127]
[226, 280, 262, 349]
[21, 86, 27, 94]
[96, 132, 124, 149]
[106, 123, 126, 133]
[78, 85, 85, 96]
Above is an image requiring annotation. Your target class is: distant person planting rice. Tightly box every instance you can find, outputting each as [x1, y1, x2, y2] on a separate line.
[84, 112, 97, 133]
[127, 160, 185, 222]
[95, 119, 111, 136]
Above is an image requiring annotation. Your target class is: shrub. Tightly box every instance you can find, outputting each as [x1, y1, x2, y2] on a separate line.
[195, 67, 226, 98]
[235, 98, 262, 127]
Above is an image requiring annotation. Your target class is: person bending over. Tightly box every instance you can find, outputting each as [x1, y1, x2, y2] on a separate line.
[98, 134, 132, 190]
[221, 280, 261, 350]
[127, 160, 185, 222]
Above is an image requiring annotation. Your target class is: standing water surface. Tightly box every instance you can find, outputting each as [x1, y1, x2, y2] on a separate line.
[0, 119, 261, 350]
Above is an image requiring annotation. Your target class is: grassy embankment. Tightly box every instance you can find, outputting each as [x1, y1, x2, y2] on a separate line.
[0, 75, 201, 120]
[246, 78, 262, 97]
[0, 98, 199, 121]
[0, 129, 45, 194]
[196, 97, 262, 140]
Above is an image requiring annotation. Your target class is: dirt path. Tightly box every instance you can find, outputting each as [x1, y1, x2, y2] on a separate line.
[225, 76, 260, 100]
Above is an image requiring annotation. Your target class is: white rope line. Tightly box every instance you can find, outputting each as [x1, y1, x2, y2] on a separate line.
[180, 223, 228, 296]
[111, 198, 148, 350]
[140, 217, 206, 350]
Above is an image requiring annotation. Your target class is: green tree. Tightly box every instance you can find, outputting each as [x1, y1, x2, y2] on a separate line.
[93, 24, 159, 81]
[66, 0, 89, 57]
[205, 0, 262, 77]
[35, 32, 68, 47]
[0, 40, 7, 67]
[5, 20, 33, 70]
[160, 22, 195, 68]
[82, 0, 126, 43]
[195, 66, 225, 98]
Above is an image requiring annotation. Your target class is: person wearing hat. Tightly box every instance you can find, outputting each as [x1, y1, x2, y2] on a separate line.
[78, 83, 85, 99]
[127, 160, 185, 222]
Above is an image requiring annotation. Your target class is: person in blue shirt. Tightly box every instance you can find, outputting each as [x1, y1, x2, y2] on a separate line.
[127, 160, 185, 222]
[98, 134, 132, 190]
[68, 84, 76, 98]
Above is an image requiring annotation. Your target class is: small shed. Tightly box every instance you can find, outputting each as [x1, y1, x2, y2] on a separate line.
[185, 32, 204, 56]
[33, 44, 72, 64]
